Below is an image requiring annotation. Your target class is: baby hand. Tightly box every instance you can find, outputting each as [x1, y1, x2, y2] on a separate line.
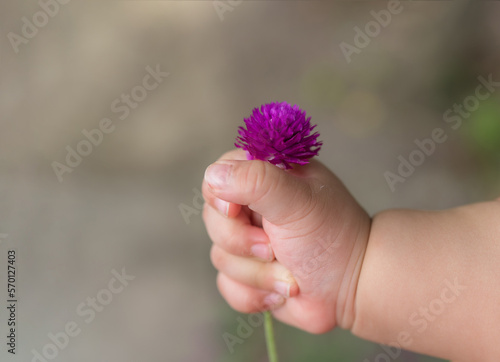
[203, 149, 370, 333]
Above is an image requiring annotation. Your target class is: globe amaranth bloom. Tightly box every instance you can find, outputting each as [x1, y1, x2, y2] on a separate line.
[235, 102, 322, 169]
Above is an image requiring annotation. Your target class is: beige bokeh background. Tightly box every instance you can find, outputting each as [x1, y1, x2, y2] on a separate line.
[1, 1, 499, 361]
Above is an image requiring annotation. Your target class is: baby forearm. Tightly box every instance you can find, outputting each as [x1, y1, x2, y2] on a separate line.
[351, 200, 500, 361]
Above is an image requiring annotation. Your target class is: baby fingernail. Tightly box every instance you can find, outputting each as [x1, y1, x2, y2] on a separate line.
[205, 162, 232, 189]
[251, 244, 272, 261]
[213, 198, 229, 217]
[263, 293, 285, 309]
[274, 281, 291, 298]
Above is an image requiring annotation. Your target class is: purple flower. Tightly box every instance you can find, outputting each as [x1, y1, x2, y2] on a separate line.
[235, 102, 322, 169]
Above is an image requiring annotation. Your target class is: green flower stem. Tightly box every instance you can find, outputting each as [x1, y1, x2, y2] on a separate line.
[263, 311, 279, 362]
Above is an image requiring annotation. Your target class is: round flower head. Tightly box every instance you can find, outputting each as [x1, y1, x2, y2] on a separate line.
[235, 102, 322, 169]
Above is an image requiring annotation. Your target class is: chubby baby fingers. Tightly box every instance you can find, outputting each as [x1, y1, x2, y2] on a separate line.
[202, 180, 241, 218]
[203, 203, 273, 261]
[217, 273, 286, 313]
[211, 245, 299, 298]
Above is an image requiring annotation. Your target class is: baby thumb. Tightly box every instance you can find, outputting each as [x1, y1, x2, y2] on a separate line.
[204, 159, 314, 226]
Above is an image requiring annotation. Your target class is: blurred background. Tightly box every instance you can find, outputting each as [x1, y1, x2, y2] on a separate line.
[1, 1, 499, 361]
